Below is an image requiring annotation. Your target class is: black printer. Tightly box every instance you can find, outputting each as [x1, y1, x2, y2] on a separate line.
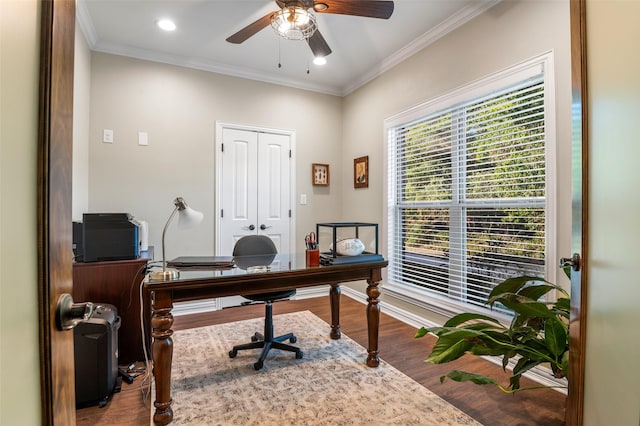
[76, 213, 139, 262]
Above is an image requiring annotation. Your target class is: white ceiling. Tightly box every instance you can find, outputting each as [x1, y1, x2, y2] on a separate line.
[77, 0, 499, 96]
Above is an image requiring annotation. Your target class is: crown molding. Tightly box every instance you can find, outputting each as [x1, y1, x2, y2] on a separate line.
[76, 0, 97, 47]
[342, 0, 501, 96]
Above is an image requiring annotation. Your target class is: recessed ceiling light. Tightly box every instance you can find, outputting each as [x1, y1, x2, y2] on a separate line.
[157, 19, 176, 32]
[313, 57, 327, 66]
[314, 3, 329, 12]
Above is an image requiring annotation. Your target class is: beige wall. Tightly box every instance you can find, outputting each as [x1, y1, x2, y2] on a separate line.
[87, 53, 343, 259]
[0, 0, 42, 424]
[585, 1, 640, 424]
[342, 0, 572, 323]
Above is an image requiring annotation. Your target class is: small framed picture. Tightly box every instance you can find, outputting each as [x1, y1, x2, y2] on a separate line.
[354, 156, 369, 188]
[312, 163, 330, 186]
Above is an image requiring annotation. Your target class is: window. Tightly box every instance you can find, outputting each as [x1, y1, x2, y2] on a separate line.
[385, 55, 555, 315]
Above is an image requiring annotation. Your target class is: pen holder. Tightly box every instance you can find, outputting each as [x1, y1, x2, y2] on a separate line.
[305, 249, 320, 267]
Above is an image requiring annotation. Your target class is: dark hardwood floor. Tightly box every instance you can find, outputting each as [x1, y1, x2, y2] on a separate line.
[76, 296, 565, 426]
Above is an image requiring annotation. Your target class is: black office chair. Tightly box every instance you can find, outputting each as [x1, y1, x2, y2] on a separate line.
[228, 235, 303, 370]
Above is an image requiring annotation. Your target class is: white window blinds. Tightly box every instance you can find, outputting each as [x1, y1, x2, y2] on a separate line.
[386, 60, 550, 312]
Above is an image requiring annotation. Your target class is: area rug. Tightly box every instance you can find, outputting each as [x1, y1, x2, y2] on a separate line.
[164, 311, 481, 425]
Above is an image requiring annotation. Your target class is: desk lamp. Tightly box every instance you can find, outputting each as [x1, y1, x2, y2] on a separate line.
[150, 197, 203, 281]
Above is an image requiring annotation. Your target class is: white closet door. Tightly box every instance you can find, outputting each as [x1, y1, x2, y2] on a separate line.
[219, 127, 259, 256]
[257, 131, 290, 254]
[217, 125, 291, 256]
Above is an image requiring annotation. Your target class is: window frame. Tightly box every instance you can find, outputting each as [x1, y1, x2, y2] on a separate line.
[383, 52, 557, 319]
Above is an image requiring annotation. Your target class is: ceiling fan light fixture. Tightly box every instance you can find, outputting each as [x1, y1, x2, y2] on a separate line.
[270, 6, 317, 41]
[313, 56, 327, 65]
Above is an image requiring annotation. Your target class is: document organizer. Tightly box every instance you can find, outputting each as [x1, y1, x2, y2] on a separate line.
[316, 222, 383, 265]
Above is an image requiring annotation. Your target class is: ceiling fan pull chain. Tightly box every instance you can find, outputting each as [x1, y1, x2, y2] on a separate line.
[278, 38, 282, 69]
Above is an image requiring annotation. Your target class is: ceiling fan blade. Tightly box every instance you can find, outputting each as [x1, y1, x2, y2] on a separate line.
[307, 30, 332, 57]
[313, 1, 394, 19]
[226, 12, 275, 44]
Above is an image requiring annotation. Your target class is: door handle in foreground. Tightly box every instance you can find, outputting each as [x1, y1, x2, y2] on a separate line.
[243, 224, 256, 231]
[260, 224, 272, 230]
[55, 293, 94, 331]
[560, 253, 581, 272]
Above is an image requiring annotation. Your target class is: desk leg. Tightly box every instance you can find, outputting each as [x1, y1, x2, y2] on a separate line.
[329, 284, 341, 339]
[151, 290, 174, 425]
[366, 270, 382, 367]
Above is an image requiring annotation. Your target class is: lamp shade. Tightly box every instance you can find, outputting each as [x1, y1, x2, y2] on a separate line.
[177, 205, 203, 229]
[149, 196, 203, 281]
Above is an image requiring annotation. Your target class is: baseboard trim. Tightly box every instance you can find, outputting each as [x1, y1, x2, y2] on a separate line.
[173, 298, 220, 316]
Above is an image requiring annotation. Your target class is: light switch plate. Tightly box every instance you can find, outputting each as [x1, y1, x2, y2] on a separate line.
[103, 129, 113, 143]
[138, 132, 148, 146]
[300, 194, 307, 205]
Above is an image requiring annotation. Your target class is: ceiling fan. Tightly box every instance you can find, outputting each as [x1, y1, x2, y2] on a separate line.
[226, 0, 395, 58]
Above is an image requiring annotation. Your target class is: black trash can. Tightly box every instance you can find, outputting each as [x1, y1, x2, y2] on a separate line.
[74, 303, 121, 407]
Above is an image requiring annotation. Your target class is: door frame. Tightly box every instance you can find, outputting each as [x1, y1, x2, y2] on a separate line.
[38, 0, 77, 423]
[214, 121, 297, 255]
[37, 1, 588, 423]
[566, 0, 588, 424]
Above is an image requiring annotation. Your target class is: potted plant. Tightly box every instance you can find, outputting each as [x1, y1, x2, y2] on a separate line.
[415, 275, 569, 393]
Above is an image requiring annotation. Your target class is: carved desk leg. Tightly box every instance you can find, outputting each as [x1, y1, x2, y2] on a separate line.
[152, 290, 174, 425]
[366, 268, 382, 367]
[329, 284, 341, 339]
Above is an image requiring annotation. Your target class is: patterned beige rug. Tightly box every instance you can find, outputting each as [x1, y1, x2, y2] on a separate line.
[166, 311, 481, 425]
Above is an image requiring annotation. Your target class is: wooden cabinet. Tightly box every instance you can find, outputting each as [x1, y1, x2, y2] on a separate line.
[72, 249, 153, 364]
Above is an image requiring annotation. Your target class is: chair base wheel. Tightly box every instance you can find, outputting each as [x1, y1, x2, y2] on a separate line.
[254, 361, 264, 370]
[229, 349, 237, 358]
[295, 350, 303, 359]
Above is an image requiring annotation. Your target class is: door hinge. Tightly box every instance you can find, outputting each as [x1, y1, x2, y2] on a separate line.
[221, 143, 224, 152]
[289, 209, 291, 218]
[289, 150, 292, 158]
[221, 209, 224, 218]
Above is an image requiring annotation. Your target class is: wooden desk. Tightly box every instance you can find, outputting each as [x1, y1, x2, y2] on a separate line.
[144, 253, 387, 425]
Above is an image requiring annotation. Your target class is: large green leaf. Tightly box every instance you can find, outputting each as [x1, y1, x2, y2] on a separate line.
[468, 344, 513, 357]
[420, 320, 502, 339]
[427, 339, 473, 364]
[488, 276, 548, 300]
[499, 296, 556, 318]
[517, 284, 560, 301]
[441, 370, 500, 386]
[442, 312, 506, 328]
[544, 317, 568, 357]
[425, 329, 483, 363]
